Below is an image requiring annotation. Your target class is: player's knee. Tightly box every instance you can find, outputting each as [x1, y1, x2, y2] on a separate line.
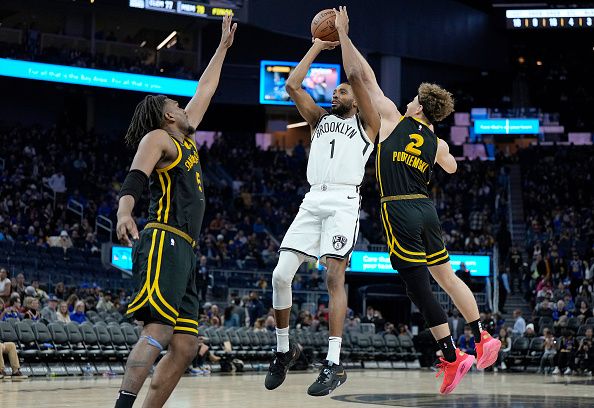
[272, 270, 292, 290]
[171, 336, 200, 363]
[142, 323, 174, 348]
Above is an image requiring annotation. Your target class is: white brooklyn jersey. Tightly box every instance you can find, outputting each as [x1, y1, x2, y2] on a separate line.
[306, 114, 373, 186]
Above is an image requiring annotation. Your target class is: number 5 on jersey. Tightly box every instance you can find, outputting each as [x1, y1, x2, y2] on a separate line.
[405, 134, 424, 156]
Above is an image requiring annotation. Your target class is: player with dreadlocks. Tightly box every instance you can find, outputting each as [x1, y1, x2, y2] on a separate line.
[114, 15, 237, 408]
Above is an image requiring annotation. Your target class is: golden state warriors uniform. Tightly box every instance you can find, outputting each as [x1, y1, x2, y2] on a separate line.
[376, 117, 450, 271]
[126, 135, 205, 335]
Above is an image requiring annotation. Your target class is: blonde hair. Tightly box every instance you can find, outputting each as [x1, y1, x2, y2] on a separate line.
[418, 83, 455, 123]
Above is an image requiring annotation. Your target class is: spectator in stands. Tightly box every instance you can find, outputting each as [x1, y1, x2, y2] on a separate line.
[223, 305, 239, 328]
[397, 324, 414, 342]
[57, 301, 71, 323]
[553, 330, 577, 375]
[361, 306, 375, 324]
[253, 317, 266, 332]
[447, 308, 465, 341]
[577, 281, 593, 305]
[265, 315, 276, 332]
[66, 294, 79, 313]
[54, 282, 66, 300]
[534, 298, 554, 319]
[458, 325, 476, 356]
[41, 294, 59, 322]
[96, 292, 115, 313]
[46, 171, 66, 194]
[512, 309, 526, 335]
[524, 323, 536, 339]
[70, 301, 87, 324]
[246, 291, 264, 327]
[51, 230, 73, 252]
[195, 255, 209, 302]
[575, 328, 593, 375]
[30, 280, 48, 303]
[576, 301, 593, 321]
[23, 297, 40, 320]
[537, 328, 557, 374]
[455, 262, 472, 288]
[1, 297, 21, 321]
[0, 268, 11, 302]
[554, 282, 570, 302]
[495, 327, 511, 371]
[0, 341, 27, 381]
[553, 300, 572, 321]
[482, 310, 497, 335]
[381, 322, 396, 336]
[569, 253, 587, 296]
[499, 268, 511, 313]
[14, 273, 26, 300]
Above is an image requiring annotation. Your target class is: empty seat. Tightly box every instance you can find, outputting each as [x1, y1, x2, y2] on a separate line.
[107, 325, 129, 358]
[14, 322, 40, 359]
[0, 321, 19, 343]
[120, 324, 139, 349]
[64, 323, 88, 358]
[32, 322, 57, 359]
[48, 322, 73, 358]
[93, 324, 116, 358]
[78, 324, 103, 359]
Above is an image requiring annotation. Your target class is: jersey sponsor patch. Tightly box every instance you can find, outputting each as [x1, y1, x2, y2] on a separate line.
[332, 235, 348, 250]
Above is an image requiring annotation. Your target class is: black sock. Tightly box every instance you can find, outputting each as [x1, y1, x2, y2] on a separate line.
[437, 335, 457, 363]
[115, 390, 137, 408]
[468, 319, 483, 343]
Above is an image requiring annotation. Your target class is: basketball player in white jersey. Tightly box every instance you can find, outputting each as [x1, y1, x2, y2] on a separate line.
[264, 29, 380, 396]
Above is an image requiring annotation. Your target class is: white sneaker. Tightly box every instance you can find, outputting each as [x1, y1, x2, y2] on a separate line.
[501, 361, 507, 370]
[493, 367, 499, 373]
[564, 368, 572, 375]
[552, 367, 561, 375]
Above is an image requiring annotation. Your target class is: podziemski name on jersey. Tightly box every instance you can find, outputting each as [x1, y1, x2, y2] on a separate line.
[313, 120, 358, 139]
[392, 151, 429, 173]
[333, 235, 348, 250]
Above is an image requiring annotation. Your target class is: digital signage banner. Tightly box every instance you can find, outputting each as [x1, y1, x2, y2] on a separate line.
[0, 58, 198, 97]
[474, 119, 539, 135]
[350, 251, 491, 277]
[111, 246, 133, 271]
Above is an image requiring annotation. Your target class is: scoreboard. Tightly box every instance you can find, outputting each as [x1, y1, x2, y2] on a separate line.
[129, 0, 243, 20]
[507, 9, 594, 29]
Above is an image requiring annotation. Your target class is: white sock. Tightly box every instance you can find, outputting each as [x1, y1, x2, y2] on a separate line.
[276, 327, 289, 353]
[326, 336, 342, 364]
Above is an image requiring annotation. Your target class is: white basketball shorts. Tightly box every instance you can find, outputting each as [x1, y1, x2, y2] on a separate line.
[279, 183, 361, 265]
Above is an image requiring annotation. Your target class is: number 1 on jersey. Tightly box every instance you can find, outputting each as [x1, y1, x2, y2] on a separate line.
[330, 139, 335, 159]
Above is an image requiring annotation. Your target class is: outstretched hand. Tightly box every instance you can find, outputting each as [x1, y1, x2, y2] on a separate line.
[333, 6, 349, 34]
[312, 37, 340, 51]
[219, 14, 238, 49]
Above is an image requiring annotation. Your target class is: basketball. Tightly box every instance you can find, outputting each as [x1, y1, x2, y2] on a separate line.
[311, 9, 339, 42]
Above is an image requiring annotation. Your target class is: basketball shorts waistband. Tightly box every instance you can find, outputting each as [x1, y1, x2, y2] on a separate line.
[310, 183, 360, 193]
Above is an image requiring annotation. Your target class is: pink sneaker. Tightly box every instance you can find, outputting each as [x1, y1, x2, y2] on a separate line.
[435, 350, 475, 394]
[475, 331, 501, 370]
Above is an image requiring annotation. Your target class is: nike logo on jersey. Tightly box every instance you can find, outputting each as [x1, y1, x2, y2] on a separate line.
[347, 196, 357, 199]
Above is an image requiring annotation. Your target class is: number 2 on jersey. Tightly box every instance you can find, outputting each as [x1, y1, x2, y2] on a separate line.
[405, 134, 424, 156]
[330, 139, 336, 159]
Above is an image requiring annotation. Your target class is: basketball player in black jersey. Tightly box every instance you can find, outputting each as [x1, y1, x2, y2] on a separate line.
[337, 7, 501, 394]
[113, 15, 236, 408]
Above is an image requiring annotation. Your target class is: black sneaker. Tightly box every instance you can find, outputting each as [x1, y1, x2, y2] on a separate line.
[307, 360, 347, 396]
[264, 344, 301, 390]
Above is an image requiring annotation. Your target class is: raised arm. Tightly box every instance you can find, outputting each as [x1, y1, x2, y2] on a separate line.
[435, 138, 457, 174]
[185, 14, 237, 129]
[285, 40, 337, 127]
[116, 130, 172, 246]
[334, 7, 380, 141]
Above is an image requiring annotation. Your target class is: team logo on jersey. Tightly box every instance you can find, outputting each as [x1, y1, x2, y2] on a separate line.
[332, 235, 348, 250]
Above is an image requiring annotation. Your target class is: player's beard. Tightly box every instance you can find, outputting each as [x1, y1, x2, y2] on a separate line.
[184, 123, 196, 136]
[331, 102, 351, 117]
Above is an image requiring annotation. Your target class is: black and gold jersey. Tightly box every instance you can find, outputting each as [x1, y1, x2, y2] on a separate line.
[376, 116, 438, 198]
[147, 136, 205, 242]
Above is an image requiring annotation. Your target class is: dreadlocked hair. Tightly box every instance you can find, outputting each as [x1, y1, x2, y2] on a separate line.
[124, 94, 168, 147]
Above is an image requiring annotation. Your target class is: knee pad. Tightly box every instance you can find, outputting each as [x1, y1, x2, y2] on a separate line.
[399, 265, 448, 328]
[140, 335, 164, 352]
[272, 251, 304, 309]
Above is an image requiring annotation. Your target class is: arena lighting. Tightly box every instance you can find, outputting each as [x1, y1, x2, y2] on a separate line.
[157, 31, 177, 50]
[506, 9, 594, 18]
[286, 121, 308, 129]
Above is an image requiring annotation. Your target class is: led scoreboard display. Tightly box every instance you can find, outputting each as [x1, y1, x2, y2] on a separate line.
[507, 9, 594, 29]
[129, 0, 239, 20]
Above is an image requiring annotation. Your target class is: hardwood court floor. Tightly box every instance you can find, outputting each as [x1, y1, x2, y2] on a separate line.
[2, 370, 594, 408]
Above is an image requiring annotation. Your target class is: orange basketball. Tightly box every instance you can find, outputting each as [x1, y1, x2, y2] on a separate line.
[311, 9, 339, 42]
